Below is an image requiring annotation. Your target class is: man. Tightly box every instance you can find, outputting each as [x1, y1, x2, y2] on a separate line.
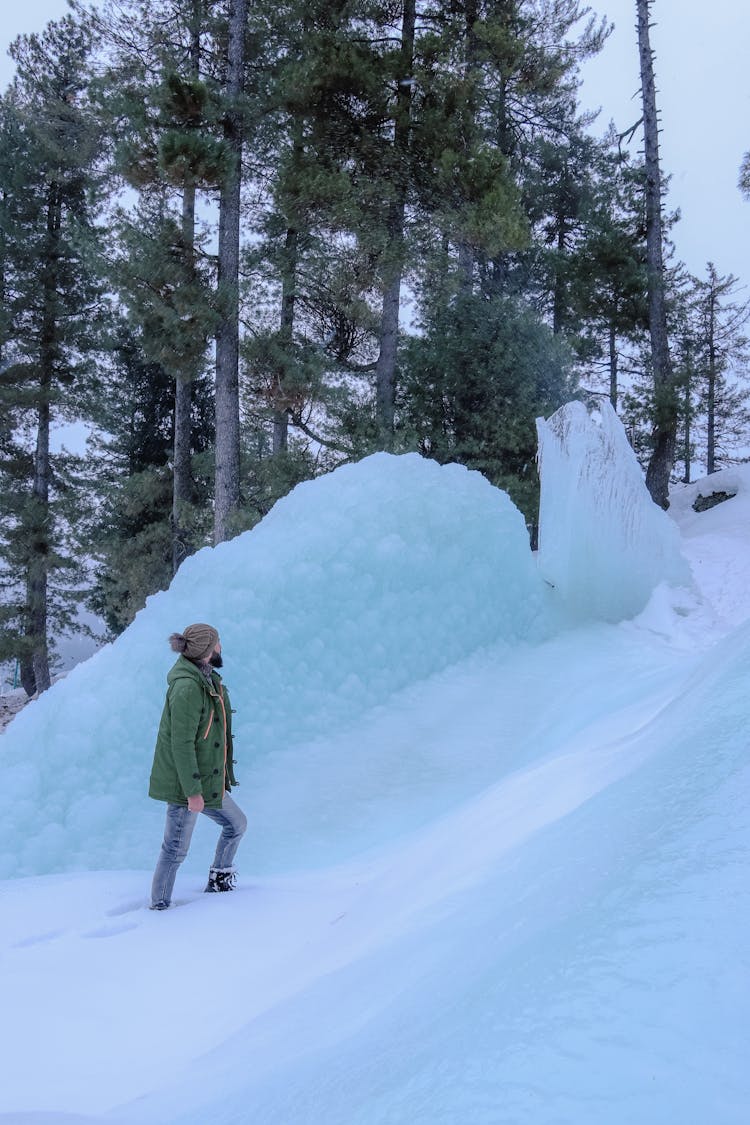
[149, 622, 247, 910]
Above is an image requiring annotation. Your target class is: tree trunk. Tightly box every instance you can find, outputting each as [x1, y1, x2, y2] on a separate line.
[172, 374, 193, 571]
[214, 0, 246, 544]
[274, 211, 300, 455]
[457, 243, 474, 292]
[375, 0, 416, 449]
[172, 8, 202, 572]
[26, 410, 51, 695]
[637, 0, 676, 508]
[706, 281, 716, 473]
[0, 189, 5, 370]
[552, 180, 568, 336]
[456, 0, 479, 293]
[608, 319, 618, 409]
[682, 343, 692, 484]
[25, 180, 61, 694]
[375, 274, 402, 448]
[172, 181, 196, 574]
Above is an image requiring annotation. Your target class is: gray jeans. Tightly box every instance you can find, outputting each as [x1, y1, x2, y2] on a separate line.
[151, 793, 247, 908]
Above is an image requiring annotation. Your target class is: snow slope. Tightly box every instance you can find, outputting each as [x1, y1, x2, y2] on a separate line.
[1, 444, 749, 1124]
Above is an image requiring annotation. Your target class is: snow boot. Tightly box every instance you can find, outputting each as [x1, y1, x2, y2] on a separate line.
[204, 867, 238, 893]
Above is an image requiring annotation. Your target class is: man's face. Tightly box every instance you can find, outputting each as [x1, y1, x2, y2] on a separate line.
[209, 640, 223, 669]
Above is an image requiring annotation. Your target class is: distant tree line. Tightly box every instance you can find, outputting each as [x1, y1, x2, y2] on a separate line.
[1, 0, 748, 693]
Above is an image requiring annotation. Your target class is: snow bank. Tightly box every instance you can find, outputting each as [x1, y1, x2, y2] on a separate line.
[0, 452, 547, 878]
[4, 595, 744, 1123]
[666, 464, 750, 636]
[669, 463, 747, 526]
[537, 401, 690, 622]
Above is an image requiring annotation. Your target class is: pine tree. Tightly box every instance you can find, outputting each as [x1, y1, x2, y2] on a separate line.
[692, 263, 750, 474]
[0, 13, 104, 694]
[395, 0, 607, 520]
[568, 142, 649, 408]
[636, 0, 676, 508]
[739, 150, 750, 200]
[213, 0, 247, 543]
[83, 317, 214, 633]
[93, 0, 225, 569]
[372, 0, 416, 448]
[240, 0, 395, 462]
[400, 289, 574, 525]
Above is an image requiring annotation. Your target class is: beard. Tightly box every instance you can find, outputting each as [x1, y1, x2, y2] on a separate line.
[209, 651, 223, 669]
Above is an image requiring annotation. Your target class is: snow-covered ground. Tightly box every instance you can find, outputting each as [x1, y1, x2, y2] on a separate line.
[1, 421, 749, 1125]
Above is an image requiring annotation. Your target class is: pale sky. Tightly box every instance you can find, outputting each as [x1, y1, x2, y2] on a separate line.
[1, 0, 749, 290]
[579, 0, 750, 291]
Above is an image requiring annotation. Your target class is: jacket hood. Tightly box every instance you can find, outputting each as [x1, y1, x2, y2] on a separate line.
[167, 654, 222, 691]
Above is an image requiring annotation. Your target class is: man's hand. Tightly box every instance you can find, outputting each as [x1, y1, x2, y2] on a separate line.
[187, 794, 205, 813]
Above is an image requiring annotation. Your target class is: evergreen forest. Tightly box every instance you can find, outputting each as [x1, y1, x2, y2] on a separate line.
[1, 0, 749, 693]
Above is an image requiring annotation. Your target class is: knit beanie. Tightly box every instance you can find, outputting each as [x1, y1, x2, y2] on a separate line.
[169, 623, 219, 662]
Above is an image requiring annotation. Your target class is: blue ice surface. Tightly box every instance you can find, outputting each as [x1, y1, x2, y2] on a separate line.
[0, 453, 550, 878]
[0, 435, 692, 880]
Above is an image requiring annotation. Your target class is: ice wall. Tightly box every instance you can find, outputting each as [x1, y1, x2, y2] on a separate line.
[0, 452, 548, 878]
[536, 401, 690, 623]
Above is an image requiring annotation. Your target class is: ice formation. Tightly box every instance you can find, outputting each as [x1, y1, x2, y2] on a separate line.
[1, 423, 699, 880]
[0, 452, 547, 878]
[536, 400, 691, 622]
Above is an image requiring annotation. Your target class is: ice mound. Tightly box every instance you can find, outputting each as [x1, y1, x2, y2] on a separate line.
[0, 452, 547, 878]
[536, 401, 691, 623]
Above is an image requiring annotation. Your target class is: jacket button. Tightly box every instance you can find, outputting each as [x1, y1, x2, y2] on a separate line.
[213, 768, 219, 775]
[212, 792, 218, 798]
[214, 741, 220, 748]
[192, 772, 200, 779]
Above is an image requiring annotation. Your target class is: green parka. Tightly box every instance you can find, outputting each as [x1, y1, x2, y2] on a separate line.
[149, 655, 238, 809]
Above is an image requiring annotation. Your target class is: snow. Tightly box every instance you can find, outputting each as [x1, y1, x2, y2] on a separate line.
[1, 427, 749, 1124]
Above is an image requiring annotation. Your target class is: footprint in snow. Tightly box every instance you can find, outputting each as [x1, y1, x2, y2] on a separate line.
[12, 928, 66, 948]
[105, 899, 147, 917]
[82, 921, 139, 939]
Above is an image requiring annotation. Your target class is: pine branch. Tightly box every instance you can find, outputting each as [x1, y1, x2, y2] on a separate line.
[287, 410, 355, 456]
